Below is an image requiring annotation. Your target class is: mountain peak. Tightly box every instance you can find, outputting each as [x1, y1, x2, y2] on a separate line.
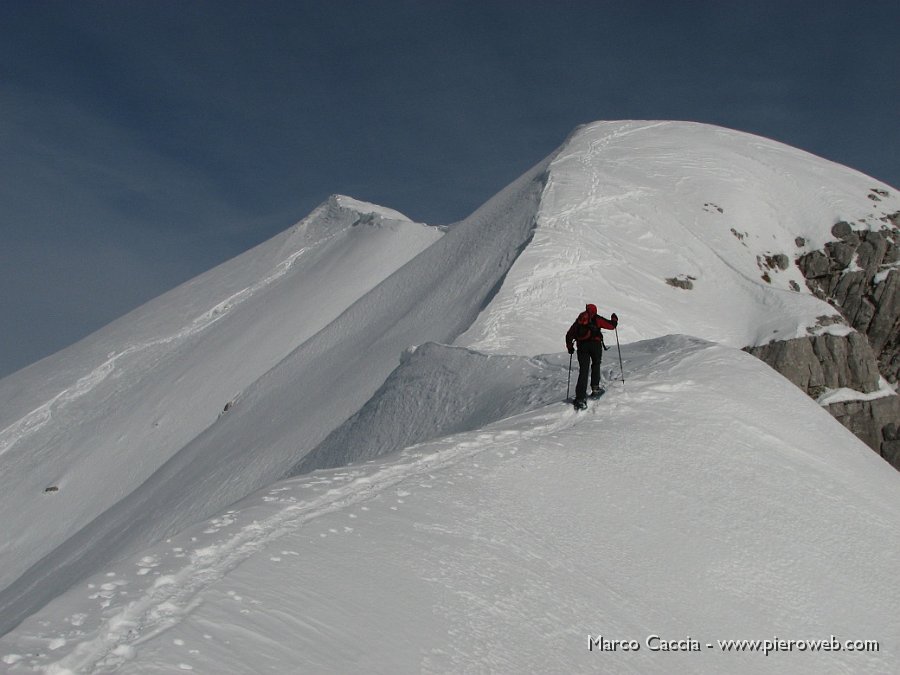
[455, 120, 900, 355]
[328, 194, 413, 223]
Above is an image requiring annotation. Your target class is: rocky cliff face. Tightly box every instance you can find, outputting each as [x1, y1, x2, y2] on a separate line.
[747, 331, 881, 396]
[798, 217, 900, 380]
[747, 209, 900, 470]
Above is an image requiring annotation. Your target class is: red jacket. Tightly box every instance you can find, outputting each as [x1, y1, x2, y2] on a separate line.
[566, 306, 617, 349]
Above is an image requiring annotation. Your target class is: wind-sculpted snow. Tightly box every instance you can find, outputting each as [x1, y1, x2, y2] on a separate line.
[1, 398, 582, 674]
[0, 244, 310, 460]
[0, 157, 552, 636]
[4, 336, 899, 674]
[294, 343, 581, 473]
[0, 196, 441, 599]
[456, 121, 900, 356]
[0, 195, 416, 457]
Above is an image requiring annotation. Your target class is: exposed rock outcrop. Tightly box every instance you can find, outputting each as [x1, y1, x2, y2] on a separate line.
[827, 396, 900, 465]
[797, 222, 900, 381]
[747, 332, 900, 469]
[749, 217, 900, 470]
[745, 332, 880, 398]
[666, 275, 695, 290]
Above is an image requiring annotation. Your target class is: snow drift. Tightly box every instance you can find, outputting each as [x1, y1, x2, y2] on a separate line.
[294, 343, 581, 473]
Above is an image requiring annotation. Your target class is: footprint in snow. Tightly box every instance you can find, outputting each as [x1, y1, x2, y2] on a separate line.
[68, 613, 88, 627]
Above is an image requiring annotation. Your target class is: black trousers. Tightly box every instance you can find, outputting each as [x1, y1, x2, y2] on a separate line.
[575, 341, 603, 400]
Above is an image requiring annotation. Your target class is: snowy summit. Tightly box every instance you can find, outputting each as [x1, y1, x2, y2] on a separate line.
[1, 121, 899, 674]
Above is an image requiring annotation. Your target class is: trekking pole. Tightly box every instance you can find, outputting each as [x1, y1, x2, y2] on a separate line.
[614, 326, 625, 385]
[566, 352, 573, 401]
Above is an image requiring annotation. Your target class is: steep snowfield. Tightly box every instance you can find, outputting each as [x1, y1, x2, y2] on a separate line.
[457, 120, 900, 354]
[0, 153, 551, 635]
[0, 196, 442, 607]
[3, 338, 898, 674]
[3, 121, 900, 672]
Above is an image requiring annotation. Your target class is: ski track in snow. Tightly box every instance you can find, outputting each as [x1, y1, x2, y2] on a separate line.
[0, 231, 349, 460]
[14, 404, 584, 674]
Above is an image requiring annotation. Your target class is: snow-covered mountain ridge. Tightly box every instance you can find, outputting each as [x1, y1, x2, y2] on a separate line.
[458, 120, 900, 354]
[0, 147, 551, 637]
[2, 121, 900, 673]
[0, 196, 442, 598]
[459, 120, 900, 466]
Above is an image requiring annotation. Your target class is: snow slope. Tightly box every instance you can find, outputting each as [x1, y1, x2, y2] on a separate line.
[2, 121, 900, 672]
[0, 196, 442, 609]
[294, 343, 566, 473]
[0, 152, 552, 636]
[457, 120, 900, 354]
[3, 337, 899, 674]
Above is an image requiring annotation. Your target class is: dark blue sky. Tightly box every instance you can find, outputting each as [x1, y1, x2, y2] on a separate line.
[2, 0, 898, 378]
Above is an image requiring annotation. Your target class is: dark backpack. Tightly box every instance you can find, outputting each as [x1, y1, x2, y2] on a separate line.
[576, 312, 606, 345]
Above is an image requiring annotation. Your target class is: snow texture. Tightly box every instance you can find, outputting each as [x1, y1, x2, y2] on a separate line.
[0, 195, 442, 621]
[457, 121, 900, 354]
[0, 152, 551, 636]
[2, 121, 900, 674]
[3, 337, 899, 674]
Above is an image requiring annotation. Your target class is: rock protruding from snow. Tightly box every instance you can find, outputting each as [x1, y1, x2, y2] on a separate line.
[826, 396, 900, 465]
[745, 329, 900, 468]
[798, 220, 900, 380]
[746, 332, 881, 397]
[783, 212, 900, 469]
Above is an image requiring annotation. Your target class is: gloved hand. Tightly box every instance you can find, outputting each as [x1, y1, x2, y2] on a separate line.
[611, 312, 618, 325]
[567, 344, 575, 354]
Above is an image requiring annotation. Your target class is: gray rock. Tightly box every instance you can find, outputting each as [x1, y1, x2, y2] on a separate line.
[770, 253, 790, 270]
[746, 338, 825, 394]
[852, 297, 876, 335]
[844, 332, 881, 392]
[757, 222, 900, 470]
[831, 221, 855, 239]
[884, 241, 900, 265]
[882, 350, 900, 384]
[869, 270, 900, 357]
[798, 250, 832, 278]
[825, 240, 858, 268]
[882, 439, 900, 467]
[666, 277, 694, 290]
[824, 395, 900, 469]
[856, 235, 888, 277]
